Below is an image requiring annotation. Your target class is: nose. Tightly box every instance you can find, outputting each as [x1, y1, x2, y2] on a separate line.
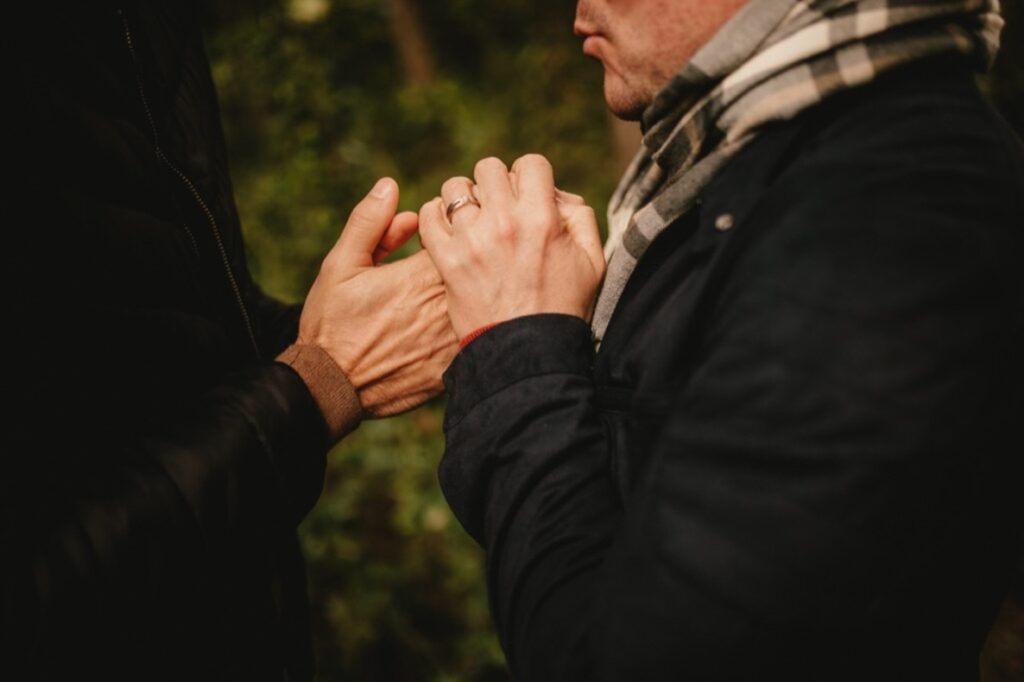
[574, 2, 592, 37]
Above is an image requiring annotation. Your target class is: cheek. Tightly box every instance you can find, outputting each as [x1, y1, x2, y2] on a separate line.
[618, 0, 711, 79]
[609, 19, 667, 84]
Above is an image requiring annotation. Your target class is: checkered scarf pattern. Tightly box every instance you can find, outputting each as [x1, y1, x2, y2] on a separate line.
[592, 0, 1003, 342]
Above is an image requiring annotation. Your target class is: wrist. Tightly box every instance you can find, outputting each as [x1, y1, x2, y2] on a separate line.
[444, 314, 596, 426]
[276, 343, 363, 442]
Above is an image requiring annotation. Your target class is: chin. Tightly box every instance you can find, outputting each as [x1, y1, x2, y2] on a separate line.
[603, 76, 649, 122]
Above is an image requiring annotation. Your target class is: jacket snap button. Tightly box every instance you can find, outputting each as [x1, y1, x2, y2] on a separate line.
[714, 213, 735, 231]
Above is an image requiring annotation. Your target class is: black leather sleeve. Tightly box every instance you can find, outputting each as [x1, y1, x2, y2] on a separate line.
[249, 283, 303, 359]
[4, 5, 326, 674]
[1, 363, 328, 669]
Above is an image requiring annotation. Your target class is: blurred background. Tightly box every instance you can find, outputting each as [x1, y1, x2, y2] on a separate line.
[202, 1, 1023, 679]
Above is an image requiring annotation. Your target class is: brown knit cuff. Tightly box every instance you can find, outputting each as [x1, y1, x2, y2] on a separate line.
[276, 343, 362, 442]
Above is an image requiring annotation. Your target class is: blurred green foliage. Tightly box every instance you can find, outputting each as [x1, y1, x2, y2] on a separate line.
[204, 1, 1023, 679]
[206, 2, 617, 678]
[207, 0, 618, 303]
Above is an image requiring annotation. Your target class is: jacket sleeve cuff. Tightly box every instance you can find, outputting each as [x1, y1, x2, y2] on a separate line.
[276, 343, 363, 442]
[443, 313, 595, 428]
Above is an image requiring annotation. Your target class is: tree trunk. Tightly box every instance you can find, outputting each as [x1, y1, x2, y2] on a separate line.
[387, 0, 436, 86]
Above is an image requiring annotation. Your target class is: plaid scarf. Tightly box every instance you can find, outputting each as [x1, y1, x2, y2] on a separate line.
[592, 0, 1004, 343]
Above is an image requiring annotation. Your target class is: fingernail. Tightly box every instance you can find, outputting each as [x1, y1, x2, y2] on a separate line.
[371, 178, 393, 199]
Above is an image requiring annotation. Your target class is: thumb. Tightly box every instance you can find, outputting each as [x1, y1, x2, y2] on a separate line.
[334, 177, 400, 269]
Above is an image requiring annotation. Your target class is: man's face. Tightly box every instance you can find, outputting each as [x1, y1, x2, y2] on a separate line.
[574, 0, 749, 120]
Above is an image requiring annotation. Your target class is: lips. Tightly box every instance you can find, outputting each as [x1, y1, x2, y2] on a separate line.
[581, 34, 606, 59]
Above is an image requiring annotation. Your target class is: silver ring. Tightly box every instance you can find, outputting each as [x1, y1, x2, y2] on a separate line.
[445, 194, 481, 222]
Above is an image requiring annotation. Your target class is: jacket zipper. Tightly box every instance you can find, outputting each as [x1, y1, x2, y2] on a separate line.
[116, 8, 261, 358]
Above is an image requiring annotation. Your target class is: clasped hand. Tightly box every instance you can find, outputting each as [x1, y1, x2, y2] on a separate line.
[298, 155, 604, 418]
[420, 154, 606, 339]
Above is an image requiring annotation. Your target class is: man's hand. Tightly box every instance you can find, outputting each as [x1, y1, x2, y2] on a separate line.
[419, 155, 606, 340]
[298, 178, 458, 417]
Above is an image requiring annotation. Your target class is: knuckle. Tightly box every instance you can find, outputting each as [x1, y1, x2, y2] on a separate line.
[494, 215, 517, 241]
[476, 156, 506, 175]
[440, 249, 463, 272]
[441, 176, 472, 197]
[464, 227, 484, 249]
[417, 198, 435, 221]
[528, 204, 559, 234]
[320, 251, 340, 275]
[519, 152, 551, 169]
[418, 199, 442, 228]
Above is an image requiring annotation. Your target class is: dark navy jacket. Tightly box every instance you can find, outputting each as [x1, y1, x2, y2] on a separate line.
[439, 56, 1024, 681]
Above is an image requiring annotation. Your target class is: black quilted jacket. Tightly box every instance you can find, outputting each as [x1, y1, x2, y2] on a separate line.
[439, 56, 1024, 681]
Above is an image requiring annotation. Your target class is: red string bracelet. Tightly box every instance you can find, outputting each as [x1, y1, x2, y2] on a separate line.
[459, 323, 498, 349]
